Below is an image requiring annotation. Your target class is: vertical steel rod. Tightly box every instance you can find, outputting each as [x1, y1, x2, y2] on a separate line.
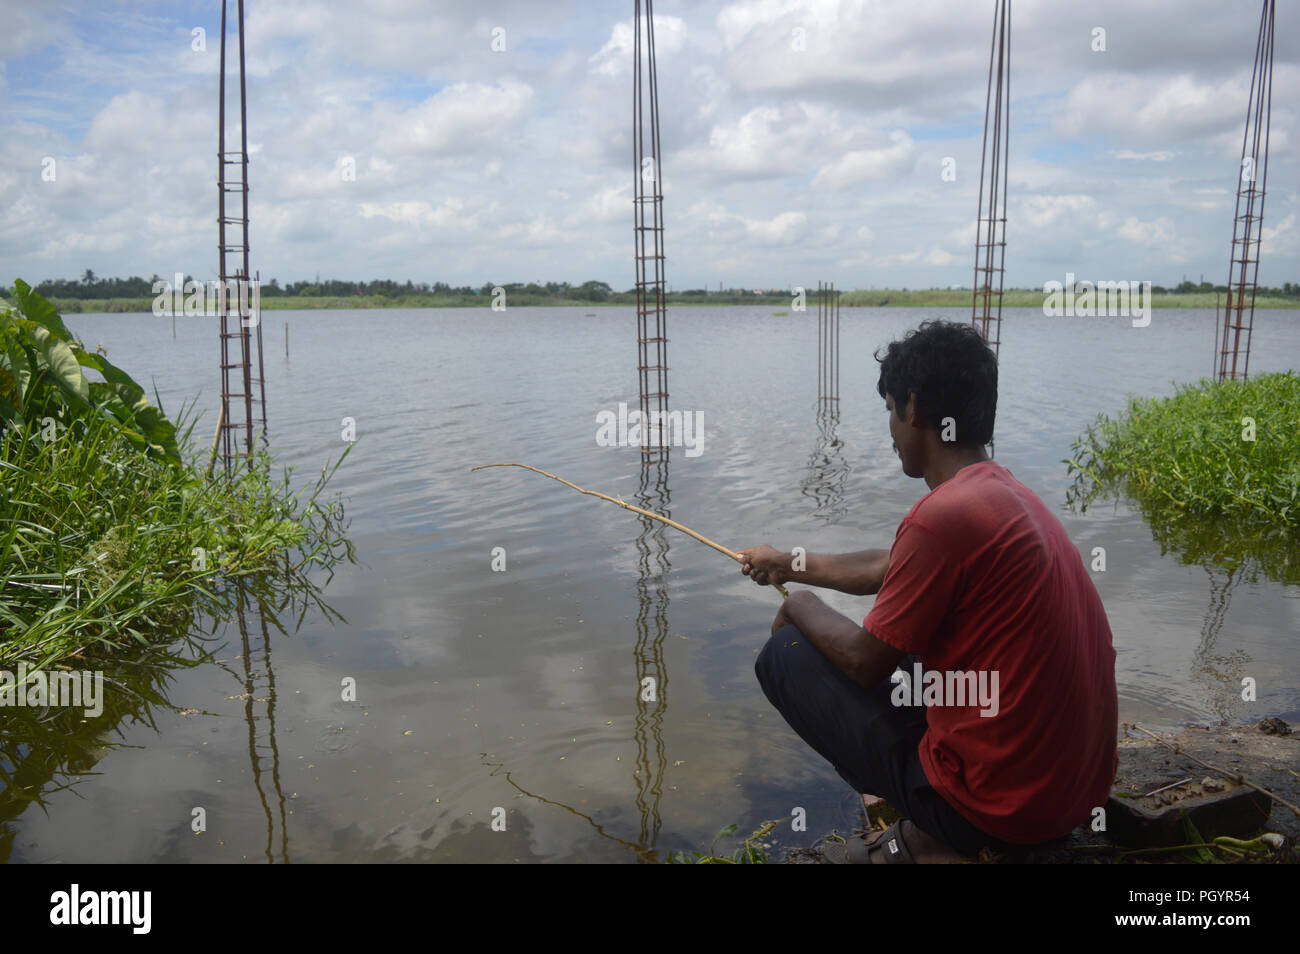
[971, 0, 1009, 361]
[633, 0, 668, 455]
[1217, 0, 1273, 382]
[216, 0, 267, 475]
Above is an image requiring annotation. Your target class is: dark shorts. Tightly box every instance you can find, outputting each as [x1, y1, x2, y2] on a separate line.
[755, 623, 1009, 856]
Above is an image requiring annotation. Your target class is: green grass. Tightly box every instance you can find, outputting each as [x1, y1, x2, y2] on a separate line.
[1066, 373, 1300, 525]
[47, 294, 598, 313]
[0, 407, 353, 670]
[1, 281, 354, 671]
[665, 820, 779, 864]
[1065, 372, 1300, 583]
[45, 290, 1300, 314]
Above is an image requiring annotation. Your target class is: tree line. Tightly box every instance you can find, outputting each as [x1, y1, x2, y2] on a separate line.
[6, 272, 624, 302]
[7, 272, 1300, 302]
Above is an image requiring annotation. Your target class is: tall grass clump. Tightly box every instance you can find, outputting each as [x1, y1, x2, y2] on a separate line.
[1065, 373, 1300, 582]
[1, 280, 354, 671]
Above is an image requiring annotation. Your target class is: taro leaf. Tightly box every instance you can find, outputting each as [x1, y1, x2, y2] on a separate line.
[16, 319, 89, 405]
[73, 347, 148, 392]
[12, 279, 75, 342]
[87, 381, 179, 463]
[0, 391, 22, 430]
[1, 315, 34, 407]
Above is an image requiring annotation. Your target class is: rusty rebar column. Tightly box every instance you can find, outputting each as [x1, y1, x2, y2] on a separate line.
[1215, 0, 1274, 382]
[216, 0, 267, 474]
[971, 0, 1009, 361]
[633, 0, 669, 454]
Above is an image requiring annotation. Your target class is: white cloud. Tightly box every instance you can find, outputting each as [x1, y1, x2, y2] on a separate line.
[589, 15, 687, 77]
[1117, 216, 1177, 246]
[1020, 194, 1100, 230]
[2, 0, 1296, 292]
[1056, 73, 1247, 146]
[1261, 212, 1296, 256]
[377, 80, 534, 155]
[745, 210, 807, 243]
[1113, 150, 1175, 161]
[676, 105, 803, 180]
[497, 216, 563, 247]
[563, 183, 631, 227]
[811, 131, 914, 188]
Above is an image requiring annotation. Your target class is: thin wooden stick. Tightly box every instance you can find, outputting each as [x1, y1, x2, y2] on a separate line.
[205, 404, 226, 479]
[471, 462, 790, 599]
[1127, 722, 1300, 819]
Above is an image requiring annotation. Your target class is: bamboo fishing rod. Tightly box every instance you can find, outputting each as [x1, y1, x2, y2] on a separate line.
[470, 462, 789, 599]
[205, 404, 226, 479]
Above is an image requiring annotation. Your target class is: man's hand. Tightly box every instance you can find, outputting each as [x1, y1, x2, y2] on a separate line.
[738, 544, 789, 588]
[776, 589, 902, 690]
[770, 591, 799, 635]
[739, 545, 893, 596]
[772, 588, 819, 635]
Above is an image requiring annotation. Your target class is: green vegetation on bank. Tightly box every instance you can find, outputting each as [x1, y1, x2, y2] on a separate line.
[26, 290, 1300, 314]
[665, 820, 779, 864]
[10, 273, 1299, 313]
[0, 280, 354, 671]
[1066, 372, 1300, 584]
[1066, 373, 1300, 527]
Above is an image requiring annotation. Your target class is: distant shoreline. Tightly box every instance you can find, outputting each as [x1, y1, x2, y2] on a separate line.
[37, 290, 1300, 314]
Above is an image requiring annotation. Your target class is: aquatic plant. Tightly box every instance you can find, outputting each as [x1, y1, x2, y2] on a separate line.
[1066, 372, 1299, 525]
[1065, 373, 1300, 583]
[0, 284, 354, 671]
[0, 567, 345, 859]
[665, 820, 779, 864]
[1, 279, 177, 461]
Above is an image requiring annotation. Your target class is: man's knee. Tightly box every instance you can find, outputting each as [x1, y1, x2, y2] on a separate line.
[754, 632, 777, 694]
[755, 624, 804, 700]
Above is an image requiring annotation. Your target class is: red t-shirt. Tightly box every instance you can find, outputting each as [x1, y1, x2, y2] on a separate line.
[863, 460, 1118, 844]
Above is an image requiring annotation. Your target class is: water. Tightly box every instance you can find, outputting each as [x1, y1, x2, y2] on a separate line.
[4, 305, 1298, 862]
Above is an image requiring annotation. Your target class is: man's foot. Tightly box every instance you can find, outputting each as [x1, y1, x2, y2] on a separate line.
[861, 793, 886, 812]
[823, 819, 971, 864]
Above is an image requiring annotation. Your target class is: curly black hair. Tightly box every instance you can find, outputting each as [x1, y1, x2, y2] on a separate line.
[875, 320, 998, 446]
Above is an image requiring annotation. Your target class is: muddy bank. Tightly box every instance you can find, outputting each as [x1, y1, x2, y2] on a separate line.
[789, 719, 1299, 864]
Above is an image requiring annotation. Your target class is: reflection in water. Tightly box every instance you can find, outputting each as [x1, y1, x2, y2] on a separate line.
[233, 584, 289, 863]
[1068, 462, 1300, 586]
[0, 567, 343, 863]
[221, 574, 346, 864]
[1194, 566, 1250, 723]
[0, 638, 210, 863]
[1065, 469, 1300, 724]
[480, 754, 654, 862]
[631, 456, 670, 858]
[800, 404, 851, 524]
[465, 457, 675, 862]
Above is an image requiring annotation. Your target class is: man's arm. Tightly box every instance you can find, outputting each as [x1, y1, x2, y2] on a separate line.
[775, 590, 903, 690]
[739, 546, 890, 596]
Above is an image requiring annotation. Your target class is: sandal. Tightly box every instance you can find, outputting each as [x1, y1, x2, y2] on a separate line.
[824, 820, 917, 864]
[823, 819, 971, 864]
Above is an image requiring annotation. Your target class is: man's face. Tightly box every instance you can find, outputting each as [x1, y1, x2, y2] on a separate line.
[885, 392, 923, 479]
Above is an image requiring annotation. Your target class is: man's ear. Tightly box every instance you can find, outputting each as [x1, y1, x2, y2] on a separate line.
[906, 391, 928, 430]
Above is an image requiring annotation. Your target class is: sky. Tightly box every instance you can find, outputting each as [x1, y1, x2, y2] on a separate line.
[1, 0, 1297, 292]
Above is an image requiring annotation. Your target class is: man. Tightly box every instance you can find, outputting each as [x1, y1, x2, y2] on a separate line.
[739, 320, 1118, 863]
